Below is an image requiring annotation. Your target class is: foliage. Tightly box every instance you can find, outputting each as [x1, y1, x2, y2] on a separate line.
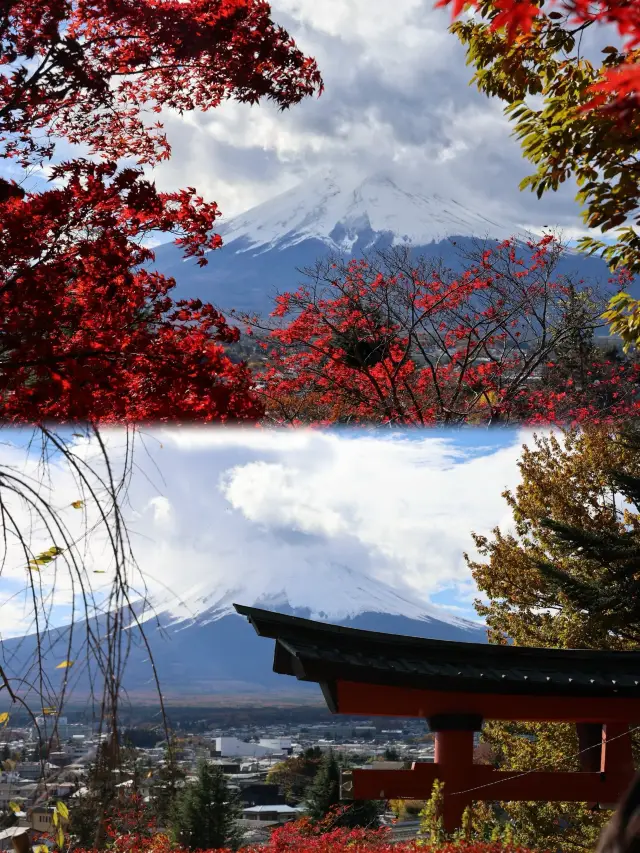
[0, 0, 322, 421]
[148, 743, 186, 829]
[169, 760, 241, 851]
[252, 236, 640, 425]
[465, 423, 640, 849]
[438, 0, 640, 347]
[266, 750, 323, 804]
[62, 807, 540, 853]
[306, 751, 381, 830]
[532, 423, 640, 640]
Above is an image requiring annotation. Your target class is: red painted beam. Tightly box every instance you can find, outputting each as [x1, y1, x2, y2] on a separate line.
[335, 681, 640, 723]
[347, 765, 634, 805]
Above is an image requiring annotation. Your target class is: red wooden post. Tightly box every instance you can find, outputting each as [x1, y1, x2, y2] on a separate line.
[430, 714, 482, 834]
[434, 729, 474, 832]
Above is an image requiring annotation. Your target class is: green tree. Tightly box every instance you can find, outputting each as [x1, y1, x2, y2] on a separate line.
[69, 742, 115, 849]
[465, 423, 640, 850]
[170, 761, 241, 851]
[149, 742, 185, 828]
[533, 424, 640, 639]
[306, 750, 380, 830]
[444, 1, 640, 346]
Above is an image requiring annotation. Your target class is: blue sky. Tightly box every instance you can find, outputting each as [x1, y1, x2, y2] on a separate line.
[0, 426, 537, 638]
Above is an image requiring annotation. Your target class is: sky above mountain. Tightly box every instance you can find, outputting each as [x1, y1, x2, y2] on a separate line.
[0, 426, 543, 640]
[0, 0, 616, 246]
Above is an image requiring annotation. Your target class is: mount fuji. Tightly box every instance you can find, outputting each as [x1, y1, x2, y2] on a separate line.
[150, 168, 624, 318]
[1, 566, 486, 704]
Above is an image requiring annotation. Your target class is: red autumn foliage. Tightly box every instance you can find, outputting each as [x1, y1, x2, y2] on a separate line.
[250, 236, 640, 426]
[0, 160, 264, 421]
[1, 0, 323, 167]
[435, 0, 640, 115]
[58, 798, 539, 853]
[0, 0, 322, 423]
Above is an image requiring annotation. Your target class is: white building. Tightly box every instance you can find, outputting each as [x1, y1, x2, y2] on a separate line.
[214, 737, 291, 759]
[242, 805, 304, 825]
[258, 738, 292, 756]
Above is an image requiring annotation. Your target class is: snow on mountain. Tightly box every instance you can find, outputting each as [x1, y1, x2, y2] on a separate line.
[144, 561, 476, 634]
[211, 169, 516, 256]
[151, 167, 623, 317]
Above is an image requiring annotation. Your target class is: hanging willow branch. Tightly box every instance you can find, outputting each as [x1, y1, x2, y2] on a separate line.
[0, 424, 173, 843]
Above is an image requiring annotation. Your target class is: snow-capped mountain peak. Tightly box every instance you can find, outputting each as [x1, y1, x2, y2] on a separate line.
[214, 169, 515, 256]
[143, 561, 477, 633]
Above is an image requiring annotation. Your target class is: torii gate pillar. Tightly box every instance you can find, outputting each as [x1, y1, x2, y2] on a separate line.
[430, 714, 483, 833]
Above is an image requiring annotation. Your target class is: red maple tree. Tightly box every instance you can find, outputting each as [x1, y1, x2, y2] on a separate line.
[0, 0, 322, 422]
[248, 236, 640, 426]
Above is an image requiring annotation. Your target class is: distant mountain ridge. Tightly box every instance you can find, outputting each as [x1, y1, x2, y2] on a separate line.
[149, 168, 631, 318]
[0, 565, 486, 703]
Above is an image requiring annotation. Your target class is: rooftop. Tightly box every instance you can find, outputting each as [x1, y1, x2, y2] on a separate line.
[234, 604, 640, 701]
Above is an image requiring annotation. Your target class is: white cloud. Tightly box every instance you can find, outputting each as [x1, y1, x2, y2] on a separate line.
[145, 0, 587, 231]
[0, 427, 538, 639]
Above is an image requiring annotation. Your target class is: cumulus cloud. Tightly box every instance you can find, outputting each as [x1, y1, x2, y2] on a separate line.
[0, 426, 543, 639]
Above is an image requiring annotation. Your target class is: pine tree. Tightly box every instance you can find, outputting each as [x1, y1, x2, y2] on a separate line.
[466, 423, 640, 850]
[306, 751, 380, 830]
[170, 761, 241, 851]
[533, 422, 640, 642]
[307, 750, 341, 822]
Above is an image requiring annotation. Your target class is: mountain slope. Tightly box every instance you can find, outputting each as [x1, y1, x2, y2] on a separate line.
[209, 170, 514, 255]
[150, 169, 630, 318]
[0, 567, 486, 703]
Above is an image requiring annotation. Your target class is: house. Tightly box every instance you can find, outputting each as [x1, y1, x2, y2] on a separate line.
[29, 806, 54, 833]
[0, 827, 31, 853]
[241, 805, 304, 825]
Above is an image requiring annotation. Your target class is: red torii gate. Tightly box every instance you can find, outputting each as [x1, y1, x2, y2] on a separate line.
[235, 604, 640, 833]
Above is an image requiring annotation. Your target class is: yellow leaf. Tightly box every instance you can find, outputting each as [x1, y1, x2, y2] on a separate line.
[56, 660, 74, 669]
[0, 712, 9, 726]
[34, 846, 49, 853]
[56, 801, 69, 820]
[71, 500, 84, 510]
[42, 707, 57, 715]
[56, 825, 65, 848]
[8, 802, 20, 814]
[93, 570, 106, 574]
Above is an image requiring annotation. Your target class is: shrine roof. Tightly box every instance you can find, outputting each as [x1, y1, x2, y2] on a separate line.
[234, 604, 640, 700]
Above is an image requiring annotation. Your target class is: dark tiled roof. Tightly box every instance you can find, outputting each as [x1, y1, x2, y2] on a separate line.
[234, 604, 640, 699]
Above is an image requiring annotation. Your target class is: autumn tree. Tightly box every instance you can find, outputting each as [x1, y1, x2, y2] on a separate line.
[465, 423, 640, 850]
[251, 236, 640, 425]
[0, 0, 322, 422]
[266, 749, 323, 804]
[437, 0, 640, 347]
